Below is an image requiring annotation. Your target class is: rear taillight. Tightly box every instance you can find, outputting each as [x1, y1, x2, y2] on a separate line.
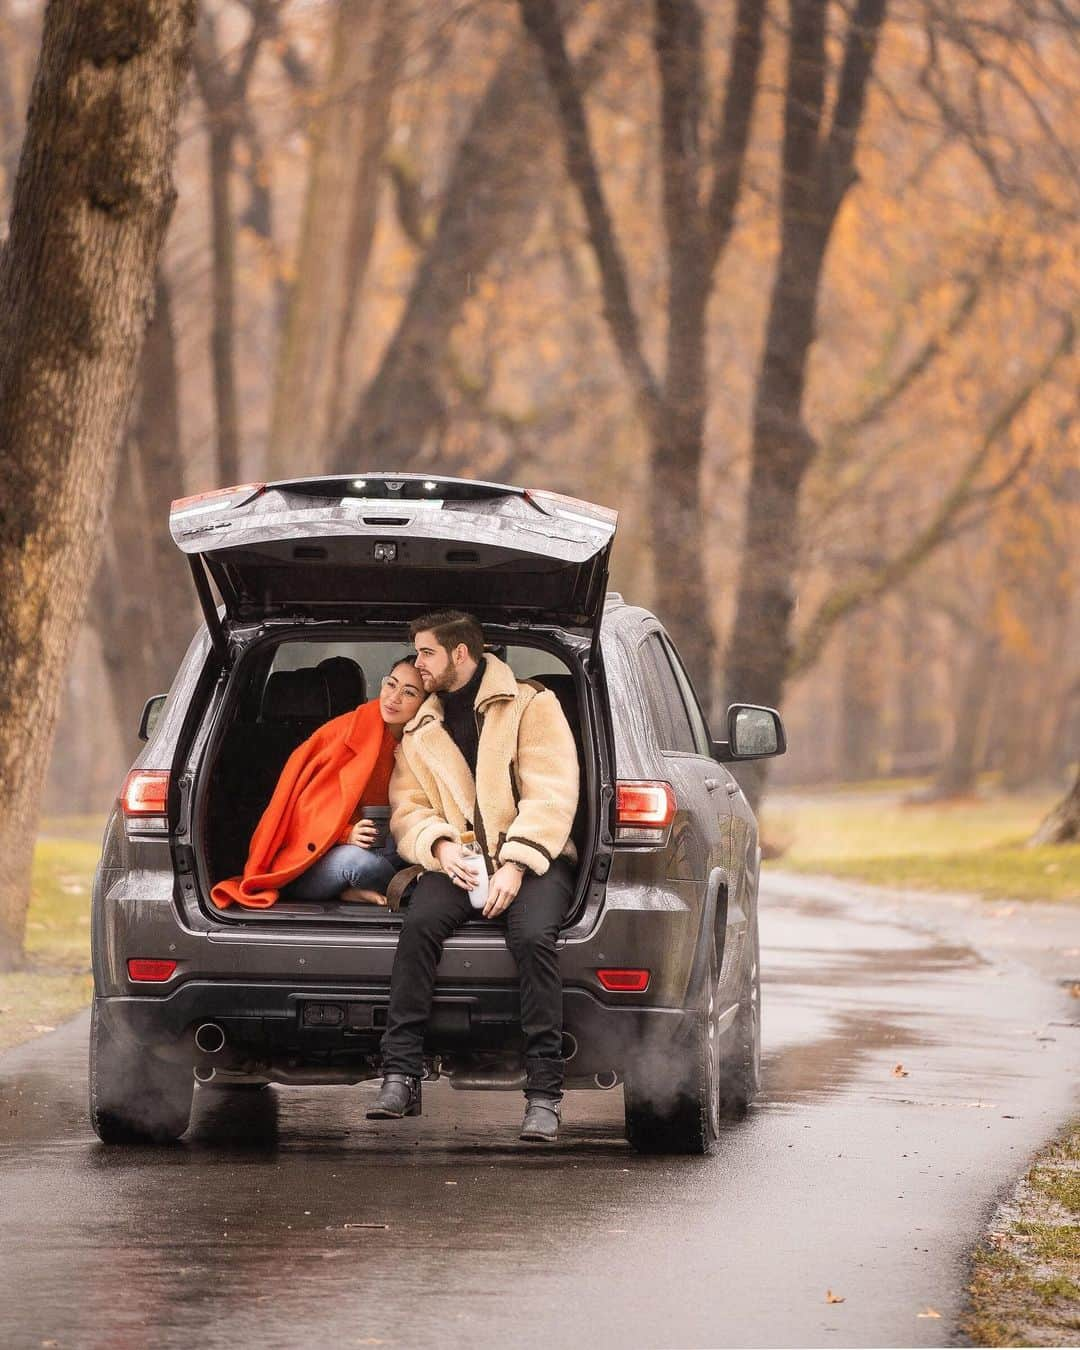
[121, 770, 169, 832]
[597, 968, 651, 993]
[127, 959, 177, 982]
[615, 780, 676, 843]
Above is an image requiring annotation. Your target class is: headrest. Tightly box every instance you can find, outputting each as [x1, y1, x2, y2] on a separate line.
[261, 669, 331, 722]
[317, 656, 367, 716]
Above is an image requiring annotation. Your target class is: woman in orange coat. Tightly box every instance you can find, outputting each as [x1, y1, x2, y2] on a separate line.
[211, 658, 424, 910]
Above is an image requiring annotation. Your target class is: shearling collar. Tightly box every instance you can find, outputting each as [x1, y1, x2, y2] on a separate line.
[403, 653, 518, 736]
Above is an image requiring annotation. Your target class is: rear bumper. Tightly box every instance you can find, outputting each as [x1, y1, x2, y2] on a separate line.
[98, 980, 691, 1084]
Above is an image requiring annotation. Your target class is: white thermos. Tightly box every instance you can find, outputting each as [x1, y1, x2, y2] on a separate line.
[459, 831, 489, 911]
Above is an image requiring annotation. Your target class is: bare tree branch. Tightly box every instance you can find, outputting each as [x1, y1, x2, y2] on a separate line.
[790, 312, 1076, 676]
[518, 0, 663, 436]
[704, 0, 766, 270]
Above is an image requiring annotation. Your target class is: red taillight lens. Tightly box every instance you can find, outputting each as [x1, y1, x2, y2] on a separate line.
[127, 959, 177, 982]
[121, 769, 170, 816]
[597, 968, 651, 993]
[615, 781, 676, 827]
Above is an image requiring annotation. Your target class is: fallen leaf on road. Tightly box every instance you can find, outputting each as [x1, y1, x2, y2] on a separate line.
[1069, 984, 1080, 999]
[917, 1308, 941, 1318]
[891, 1063, 909, 1078]
[825, 1290, 845, 1304]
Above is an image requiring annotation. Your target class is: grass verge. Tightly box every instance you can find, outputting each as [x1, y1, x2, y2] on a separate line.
[963, 1123, 1080, 1346]
[763, 786, 1080, 902]
[0, 834, 98, 1053]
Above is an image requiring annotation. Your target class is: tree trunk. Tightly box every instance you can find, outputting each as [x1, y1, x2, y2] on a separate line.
[323, 0, 407, 449]
[331, 11, 627, 473]
[723, 0, 887, 810]
[838, 606, 884, 780]
[1030, 763, 1080, 846]
[933, 635, 997, 799]
[0, 0, 194, 969]
[267, 0, 382, 476]
[206, 117, 241, 484]
[92, 265, 193, 749]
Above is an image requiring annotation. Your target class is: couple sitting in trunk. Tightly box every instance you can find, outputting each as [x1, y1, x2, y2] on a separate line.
[211, 612, 580, 1142]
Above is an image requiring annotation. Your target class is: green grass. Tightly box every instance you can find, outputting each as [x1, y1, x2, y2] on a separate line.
[964, 1120, 1080, 1345]
[0, 833, 97, 1053]
[764, 785, 1080, 902]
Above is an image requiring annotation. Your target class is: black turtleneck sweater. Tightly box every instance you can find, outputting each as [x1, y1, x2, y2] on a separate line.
[440, 660, 485, 775]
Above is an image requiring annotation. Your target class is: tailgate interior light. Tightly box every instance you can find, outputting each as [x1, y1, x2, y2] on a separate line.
[127, 959, 177, 982]
[121, 770, 170, 818]
[597, 968, 651, 993]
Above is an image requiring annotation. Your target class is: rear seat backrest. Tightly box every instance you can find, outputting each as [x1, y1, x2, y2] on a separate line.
[317, 656, 367, 716]
[261, 669, 332, 722]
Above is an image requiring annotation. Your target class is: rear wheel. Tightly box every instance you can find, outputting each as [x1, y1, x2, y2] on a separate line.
[624, 918, 760, 1154]
[716, 922, 760, 1120]
[89, 998, 193, 1144]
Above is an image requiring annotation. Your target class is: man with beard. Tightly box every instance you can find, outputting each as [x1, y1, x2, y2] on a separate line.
[367, 611, 580, 1142]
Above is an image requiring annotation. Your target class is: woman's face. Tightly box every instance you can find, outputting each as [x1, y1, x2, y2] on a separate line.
[379, 662, 424, 726]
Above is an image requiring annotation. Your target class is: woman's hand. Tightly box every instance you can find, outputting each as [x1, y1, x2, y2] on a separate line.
[434, 839, 479, 889]
[348, 820, 380, 849]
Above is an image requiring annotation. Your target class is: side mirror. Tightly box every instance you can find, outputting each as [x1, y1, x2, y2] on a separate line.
[138, 694, 167, 743]
[712, 704, 786, 761]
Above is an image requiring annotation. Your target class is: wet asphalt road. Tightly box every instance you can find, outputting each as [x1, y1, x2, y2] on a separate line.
[1, 874, 1077, 1350]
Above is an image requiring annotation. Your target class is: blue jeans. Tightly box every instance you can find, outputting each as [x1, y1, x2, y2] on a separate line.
[283, 844, 405, 901]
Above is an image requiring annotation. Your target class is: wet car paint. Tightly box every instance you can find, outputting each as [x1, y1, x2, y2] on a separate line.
[2, 872, 1077, 1350]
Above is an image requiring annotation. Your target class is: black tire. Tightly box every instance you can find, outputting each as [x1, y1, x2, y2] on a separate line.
[89, 998, 193, 1144]
[624, 928, 723, 1156]
[716, 921, 761, 1121]
[624, 916, 760, 1154]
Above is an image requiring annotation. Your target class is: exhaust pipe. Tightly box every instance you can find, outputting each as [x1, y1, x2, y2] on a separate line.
[194, 1022, 226, 1054]
[193, 1065, 216, 1083]
[594, 1070, 618, 1090]
[562, 1031, 578, 1062]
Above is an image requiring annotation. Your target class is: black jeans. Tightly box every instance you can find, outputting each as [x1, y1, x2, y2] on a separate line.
[380, 859, 574, 1098]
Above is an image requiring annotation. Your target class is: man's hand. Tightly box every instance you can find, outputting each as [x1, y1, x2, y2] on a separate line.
[433, 838, 478, 890]
[483, 862, 523, 918]
[347, 820, 379, 849]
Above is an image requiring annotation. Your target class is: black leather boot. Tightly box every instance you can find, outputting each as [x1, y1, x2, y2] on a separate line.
[366, 1073, 422, 1119]
[520, 1096, 561, 1143]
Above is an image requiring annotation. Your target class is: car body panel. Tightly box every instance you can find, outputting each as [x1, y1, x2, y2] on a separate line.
[170, 475, 616, 635]
[93, 486, 779, 1104]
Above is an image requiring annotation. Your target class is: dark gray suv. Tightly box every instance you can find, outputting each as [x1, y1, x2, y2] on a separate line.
[90, 474, 784, 1154]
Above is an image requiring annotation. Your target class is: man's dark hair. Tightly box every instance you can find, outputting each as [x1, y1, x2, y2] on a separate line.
[410, 611, 485, 662]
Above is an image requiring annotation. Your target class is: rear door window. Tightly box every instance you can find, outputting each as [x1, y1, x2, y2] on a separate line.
[658, 636, 712, 757]
[639, 634, 697, 754]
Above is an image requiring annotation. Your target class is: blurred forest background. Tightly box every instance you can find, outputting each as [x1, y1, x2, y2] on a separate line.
[1, 0, 1077, 819]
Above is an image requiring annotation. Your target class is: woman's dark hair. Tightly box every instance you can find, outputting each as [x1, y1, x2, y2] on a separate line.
[386, 653, 419, 674]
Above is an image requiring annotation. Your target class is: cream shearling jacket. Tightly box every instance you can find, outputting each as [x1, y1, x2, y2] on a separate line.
[388, 653, 579, 877]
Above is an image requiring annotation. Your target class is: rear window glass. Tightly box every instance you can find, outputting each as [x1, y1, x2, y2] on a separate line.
[267, 639, 570, 696]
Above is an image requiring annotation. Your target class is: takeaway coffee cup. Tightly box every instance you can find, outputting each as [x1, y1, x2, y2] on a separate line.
[361, 805, 392, 850]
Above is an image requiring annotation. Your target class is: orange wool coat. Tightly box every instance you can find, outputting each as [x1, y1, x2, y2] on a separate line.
[211, 698, 395, 910]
